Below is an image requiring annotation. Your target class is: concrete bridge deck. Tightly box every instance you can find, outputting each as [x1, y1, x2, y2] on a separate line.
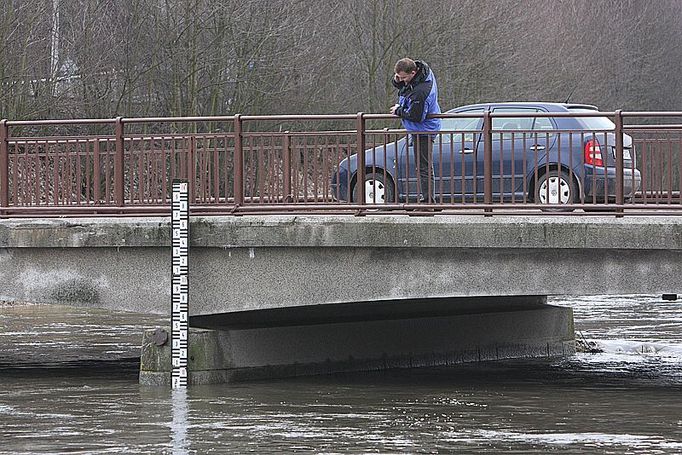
[1, 215, 680, 315]
[1, 215, 680, 384]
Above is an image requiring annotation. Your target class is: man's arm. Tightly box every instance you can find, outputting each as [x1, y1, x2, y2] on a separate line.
[394, 82, 431, 122]
[391, 74, 403, 90]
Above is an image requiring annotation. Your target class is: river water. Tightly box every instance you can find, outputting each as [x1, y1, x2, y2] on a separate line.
[1, 295, 681, 454]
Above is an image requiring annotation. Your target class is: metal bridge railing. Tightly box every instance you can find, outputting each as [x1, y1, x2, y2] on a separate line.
[1, 112, 681, 217]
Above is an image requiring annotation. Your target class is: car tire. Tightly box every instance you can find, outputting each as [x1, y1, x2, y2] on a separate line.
[534, 169, 576, 211]
[352, 172, 395, 204]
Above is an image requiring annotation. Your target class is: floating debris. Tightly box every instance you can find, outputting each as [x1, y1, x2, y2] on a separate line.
[575, 332, 604, 353]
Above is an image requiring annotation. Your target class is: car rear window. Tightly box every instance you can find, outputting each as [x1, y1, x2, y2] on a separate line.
[569, 108, 615, 130]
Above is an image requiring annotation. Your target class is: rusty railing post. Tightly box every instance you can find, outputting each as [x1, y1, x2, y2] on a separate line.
[356, 112, 366, 206]
[233, 114, 244, 207]
[188, 135, 196, 203]
[283, 131, 292, 202]
[0, 120, 9, 209]
[614, 109, 624, 216]
[114, 117, 124, 207]
[483, 110, 493, 214]
[93, 139, 101, 205]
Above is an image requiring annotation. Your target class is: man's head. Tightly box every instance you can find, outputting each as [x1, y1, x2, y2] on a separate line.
[394, 58, 417, 84]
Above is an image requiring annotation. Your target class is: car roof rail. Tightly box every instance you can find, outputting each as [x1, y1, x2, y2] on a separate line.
[564, 103, 599, 111]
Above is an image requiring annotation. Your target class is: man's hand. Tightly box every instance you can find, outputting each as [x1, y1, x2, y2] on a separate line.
[390, 104, 400, 116]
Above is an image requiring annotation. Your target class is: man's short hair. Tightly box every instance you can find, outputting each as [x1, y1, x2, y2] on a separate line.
[395, 58, 417, 74]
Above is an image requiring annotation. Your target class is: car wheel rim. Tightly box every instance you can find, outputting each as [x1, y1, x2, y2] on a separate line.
[364, 179, 385, 203]
[539, 176, 570, 204]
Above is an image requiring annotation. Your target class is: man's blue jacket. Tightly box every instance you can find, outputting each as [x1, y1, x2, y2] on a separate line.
[392, 60, 442, 133]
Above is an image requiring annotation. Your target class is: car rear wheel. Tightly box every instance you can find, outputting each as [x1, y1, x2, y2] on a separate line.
[352, 172, 395, 204]
[534, 169, 576, 210]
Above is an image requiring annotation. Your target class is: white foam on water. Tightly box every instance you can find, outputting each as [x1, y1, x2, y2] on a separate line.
[443, 429, 682, 449]
[580, 338, 682, 363]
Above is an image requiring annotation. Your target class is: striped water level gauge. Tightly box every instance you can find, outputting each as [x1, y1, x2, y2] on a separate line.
[171, 180, 189, 388]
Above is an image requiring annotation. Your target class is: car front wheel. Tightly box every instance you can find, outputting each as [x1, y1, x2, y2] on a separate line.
[534, 170, 576, 209]
[352, 172, 395, 204]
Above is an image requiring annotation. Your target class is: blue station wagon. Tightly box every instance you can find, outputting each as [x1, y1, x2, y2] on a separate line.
[331, 102, 642, 206]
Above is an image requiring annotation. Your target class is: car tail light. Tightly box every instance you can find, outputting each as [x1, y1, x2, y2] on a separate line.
[584, 139, 603, 166]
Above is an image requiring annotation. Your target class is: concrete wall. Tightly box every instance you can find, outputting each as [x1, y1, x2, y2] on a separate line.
[1, 215, 681, 315]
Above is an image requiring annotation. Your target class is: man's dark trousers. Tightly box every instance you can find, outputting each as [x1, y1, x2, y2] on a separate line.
[413, 134, 435, 203]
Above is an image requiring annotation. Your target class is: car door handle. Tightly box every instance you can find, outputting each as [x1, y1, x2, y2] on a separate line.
[458, 148, 475, 154]
[529, 145, 545, 151]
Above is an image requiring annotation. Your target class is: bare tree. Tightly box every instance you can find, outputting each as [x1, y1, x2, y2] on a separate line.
[0, 0, 53, 119]
[2, 0, 682, 121]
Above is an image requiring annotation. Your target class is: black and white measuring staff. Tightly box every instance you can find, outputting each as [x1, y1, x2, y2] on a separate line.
[171, 180, 189, 389]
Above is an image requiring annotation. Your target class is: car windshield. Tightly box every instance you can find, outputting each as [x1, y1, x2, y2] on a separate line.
[569, 108, 615, 130]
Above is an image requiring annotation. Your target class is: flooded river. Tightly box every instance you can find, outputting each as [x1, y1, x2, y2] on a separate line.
[1, 295, 681, 454]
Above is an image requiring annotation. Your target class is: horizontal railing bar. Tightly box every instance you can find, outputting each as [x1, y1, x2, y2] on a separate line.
[460, 112, 617, 118]
[4, 201, 682, 211]
[241, 130, 357, 137]
[123, 116, 236, 123]
[624, 125, 682, 130]
[5, 210, 681, 219]
[367, 112, 620, 119]
[4, 209, 682, 219]
[125, 133, 235, 140]
[6, 118, 116, 126]
[9, 136, 115, 143]
[6, 111, 682, 127]
[235, 203, 682, 210]
[622, 112, 682, 117]
[4, 128, 636, 143]
[240, 114, 358, 121]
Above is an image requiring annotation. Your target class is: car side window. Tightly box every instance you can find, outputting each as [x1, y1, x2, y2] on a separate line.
[533, 117, 554, 130]
[439, 109, 484, 143]
[492, 108, 534, 141]
[493, 107, 555, 140]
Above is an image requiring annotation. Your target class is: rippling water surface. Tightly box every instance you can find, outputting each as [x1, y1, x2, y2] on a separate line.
[1, 295, 681, 454]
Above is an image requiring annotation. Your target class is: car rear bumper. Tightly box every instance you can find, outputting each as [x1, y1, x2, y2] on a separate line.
[583, 167, 641, 201]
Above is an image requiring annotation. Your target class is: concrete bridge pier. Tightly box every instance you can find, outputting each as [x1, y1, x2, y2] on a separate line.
[139, 296, 575, 385]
